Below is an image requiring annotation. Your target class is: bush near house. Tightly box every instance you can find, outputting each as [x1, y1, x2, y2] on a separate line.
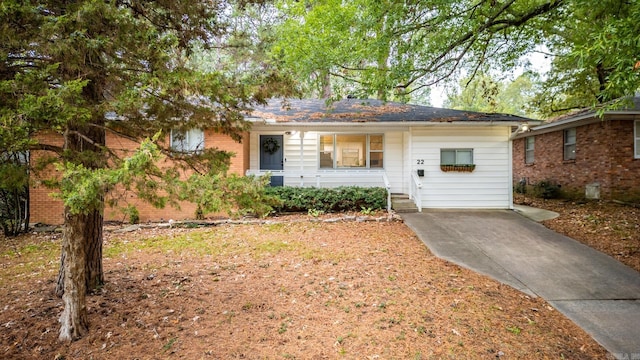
[532, 180, 562, 199]
[266, 186, 387, 213]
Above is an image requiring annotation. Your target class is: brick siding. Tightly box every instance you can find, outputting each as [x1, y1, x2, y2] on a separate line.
[513, 119, 640, 201]
[29, 130, 249, 225]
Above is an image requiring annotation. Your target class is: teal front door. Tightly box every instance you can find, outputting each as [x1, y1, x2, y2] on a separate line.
[260, 135, 284, 186]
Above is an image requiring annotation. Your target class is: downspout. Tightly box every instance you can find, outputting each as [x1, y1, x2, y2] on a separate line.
[508, 128, 514, 210]
[508, 124, 531, 209]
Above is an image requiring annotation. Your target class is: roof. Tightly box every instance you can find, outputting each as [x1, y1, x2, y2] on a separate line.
[248, 98, 534, 125]
[548, 96, 640, 123]
[521, 96, 640, 137]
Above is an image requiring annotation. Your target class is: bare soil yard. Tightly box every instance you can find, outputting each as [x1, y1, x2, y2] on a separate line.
[2, 200, 635, 359]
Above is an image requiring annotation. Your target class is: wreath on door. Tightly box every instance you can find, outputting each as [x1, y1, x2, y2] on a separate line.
[263, 137, 280, 154]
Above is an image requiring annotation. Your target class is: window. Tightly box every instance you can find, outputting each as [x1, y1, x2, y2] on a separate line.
[525, 136, 535, 164]
[635, 121, 640, 158]
[369, 135, 384, 168]
[171, 129, 204, 153]
[440, 148, 473, 165]
[319, 134, 384, 169]
[564, 128, 576, 160]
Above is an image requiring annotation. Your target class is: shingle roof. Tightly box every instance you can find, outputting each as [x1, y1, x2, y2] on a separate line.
[512, 96, 640, 138]
[249, 98, 533, 124]
[544, 96, 640, 124]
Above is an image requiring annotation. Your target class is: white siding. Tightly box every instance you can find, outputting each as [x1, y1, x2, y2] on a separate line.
[383, 132, 404, 193]
[249, 129, 399, 189]
[402, 131, 412, 195]
[411, 127, 512, 209]
[249, 125, 514, 209]
[282, 131, 317, 180]
[248, 131, 261, 170]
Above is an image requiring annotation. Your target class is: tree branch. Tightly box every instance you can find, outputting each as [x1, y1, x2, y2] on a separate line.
[28, 143, 64, 155]
[398, 1, 565, 89]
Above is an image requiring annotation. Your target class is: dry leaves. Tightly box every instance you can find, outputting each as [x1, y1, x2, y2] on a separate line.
[0, 214, 609, 359]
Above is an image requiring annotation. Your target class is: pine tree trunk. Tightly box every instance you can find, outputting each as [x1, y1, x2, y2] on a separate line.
[55, 108, 106, 297]
[55, 86, 106, 341]
[55, 209, 104, 297]
[58, 210, 89, 341]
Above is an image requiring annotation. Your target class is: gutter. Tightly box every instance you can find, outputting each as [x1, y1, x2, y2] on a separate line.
[509, 123, 534, 140]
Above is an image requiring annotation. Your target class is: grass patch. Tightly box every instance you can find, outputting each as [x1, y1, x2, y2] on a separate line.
[162, 337, 177, 352]
[254, 240, 294, 255]
[103, 225, 340, 263]
[0, 238, 59, 286]
[104, 230, 233, 258]
[506, 325, 522, 335]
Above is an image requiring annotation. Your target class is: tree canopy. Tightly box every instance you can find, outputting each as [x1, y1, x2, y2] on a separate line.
[532, 0, 640, 115]
[272, 0, 639, 114]
[445, 72, 539, 118]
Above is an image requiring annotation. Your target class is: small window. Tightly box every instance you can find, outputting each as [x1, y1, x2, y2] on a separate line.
[525, 136, 535, 164]
[171, 129, 204, 153]
[319, 135, 334, 168]
[635, 120, 640, 159]
[440, 149, 473, 165]
[369, 135, 384, 168]
[564, 128, 576, 160]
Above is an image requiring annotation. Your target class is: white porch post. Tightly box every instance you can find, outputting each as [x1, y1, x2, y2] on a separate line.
[300, 131, 305, 186]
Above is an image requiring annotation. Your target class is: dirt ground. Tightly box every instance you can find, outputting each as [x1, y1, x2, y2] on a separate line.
[2, 199, 635, 359]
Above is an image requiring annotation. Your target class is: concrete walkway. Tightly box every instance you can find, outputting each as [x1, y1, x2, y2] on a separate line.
[401, 209, 640, 359]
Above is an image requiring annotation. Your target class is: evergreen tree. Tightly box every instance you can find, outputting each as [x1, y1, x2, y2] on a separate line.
[0, 1, 293, 340]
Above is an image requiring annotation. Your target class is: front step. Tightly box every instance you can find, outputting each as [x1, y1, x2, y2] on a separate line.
[391, 194, 419, 213]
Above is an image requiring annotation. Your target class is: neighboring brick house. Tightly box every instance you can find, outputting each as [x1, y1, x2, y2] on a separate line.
[513, 97, 640, 201]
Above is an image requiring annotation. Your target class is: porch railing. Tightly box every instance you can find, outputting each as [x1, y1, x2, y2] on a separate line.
[410, 171, 423, 212]
[382, 172, 391, 213]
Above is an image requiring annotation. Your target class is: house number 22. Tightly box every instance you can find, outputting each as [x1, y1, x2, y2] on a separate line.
[416, 159, 424, 164]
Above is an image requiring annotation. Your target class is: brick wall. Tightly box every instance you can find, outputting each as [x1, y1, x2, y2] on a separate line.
[29, 131, 65, 225]
[29, 130, 250, 225]
[513, 119, 639, 201]
[608, 120, 640, 200]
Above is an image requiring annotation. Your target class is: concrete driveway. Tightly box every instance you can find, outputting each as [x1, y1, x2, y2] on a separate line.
[401, 210, 640, 359]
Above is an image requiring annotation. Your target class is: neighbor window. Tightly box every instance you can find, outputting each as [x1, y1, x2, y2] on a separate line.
[525, 136, 535, 164]
[635, 120, 640, 158]
[563, 128, 576, 160]
[319, 134, 384, 169]
[171, 128, 204, 153]
[440, 148, 473, 165]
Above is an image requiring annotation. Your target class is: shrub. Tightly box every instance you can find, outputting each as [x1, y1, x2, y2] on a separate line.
[124, 205, 140, 224]
[180, 173, 281, 219]
[514, 178, 527, 194]
[0, 154, 30, 236]
[265, 186, 387, 213]
[224, 174, 283, 217]
[532, 180, 560, 199]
